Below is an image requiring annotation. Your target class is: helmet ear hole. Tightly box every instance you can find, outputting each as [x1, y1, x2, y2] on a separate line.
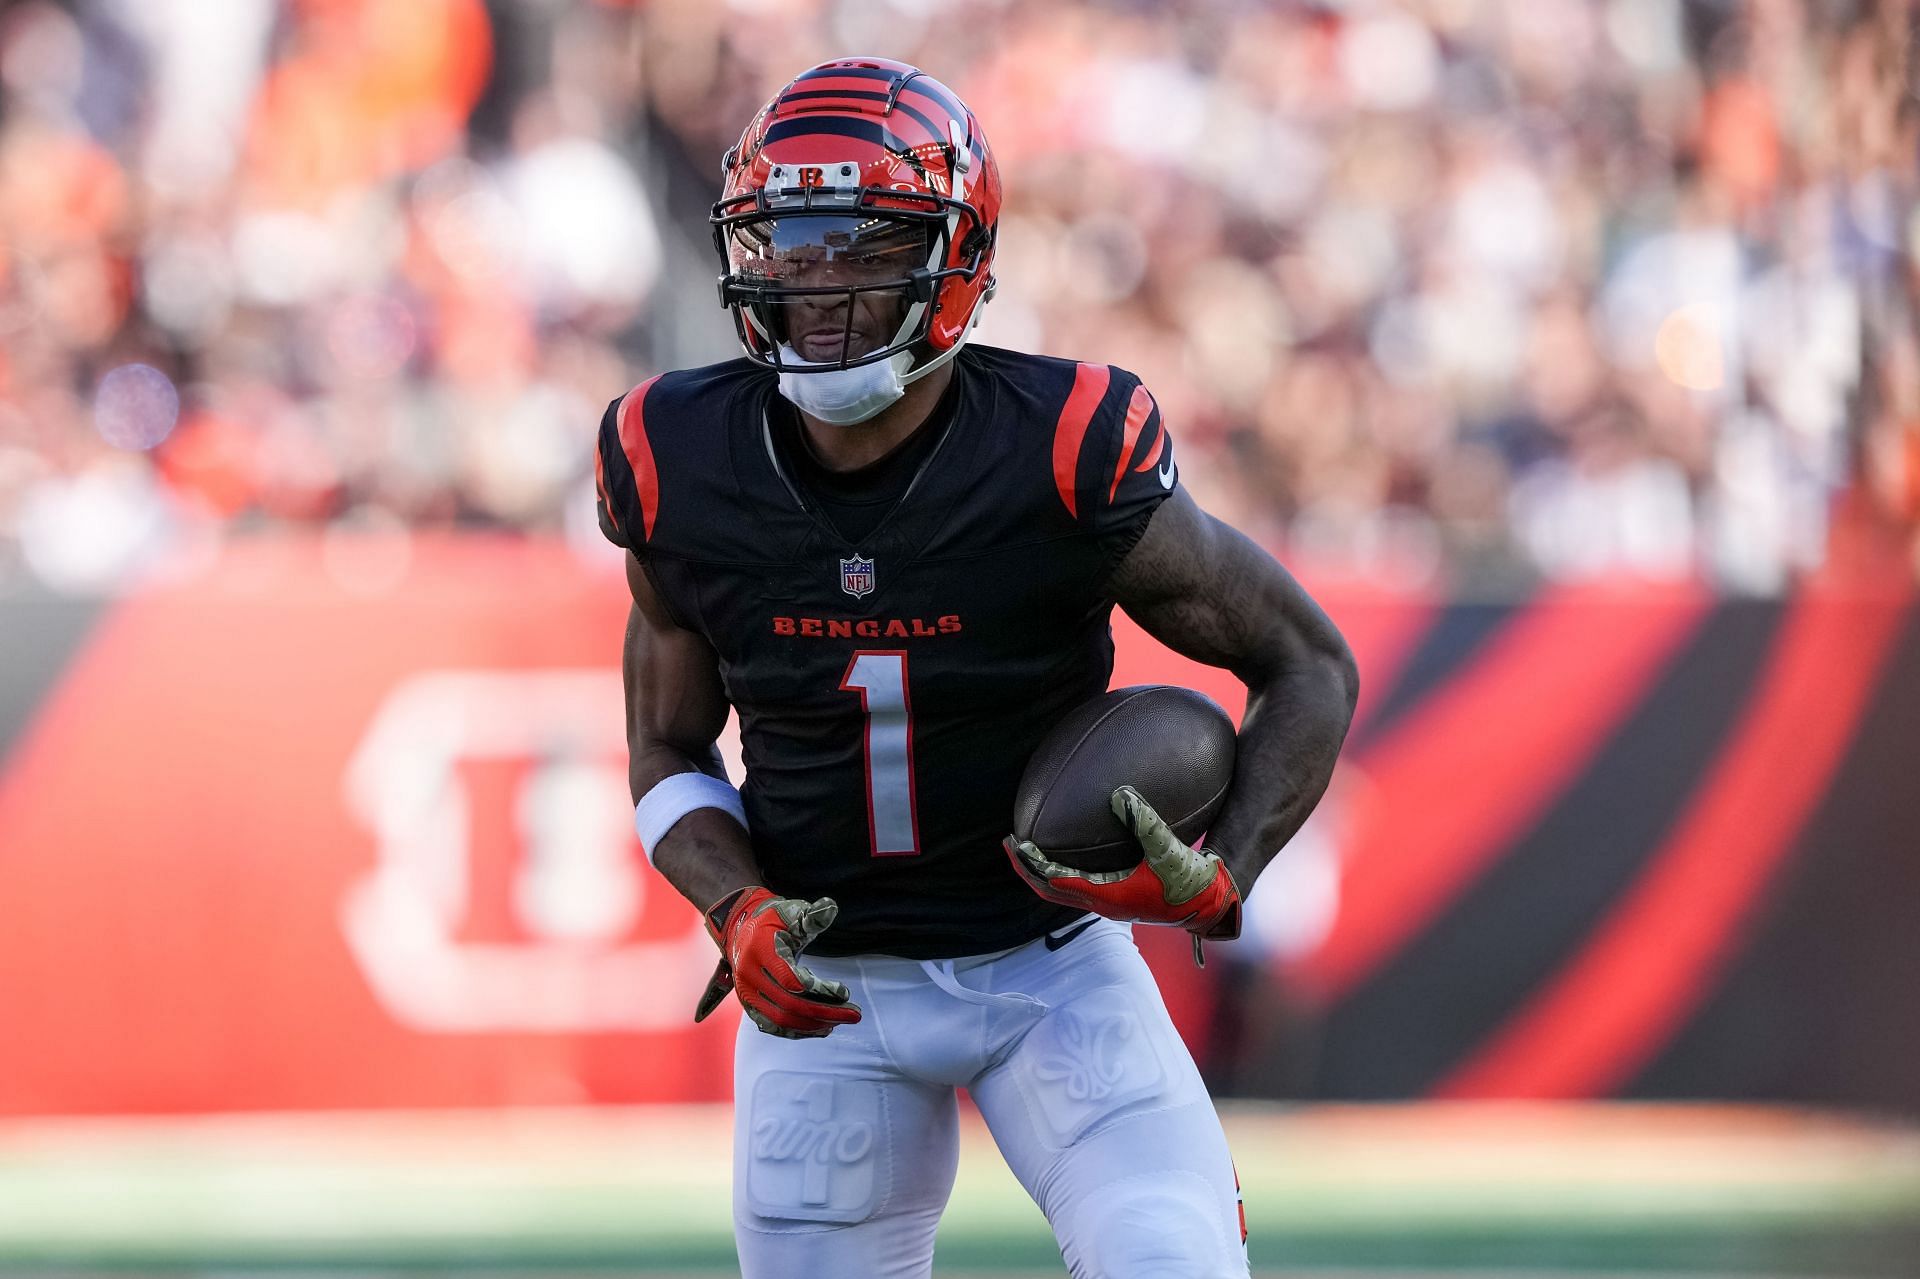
[958, 224, 992, 266]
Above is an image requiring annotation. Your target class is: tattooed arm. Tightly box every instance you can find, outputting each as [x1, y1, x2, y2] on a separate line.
[1107, 489, 1359, 898]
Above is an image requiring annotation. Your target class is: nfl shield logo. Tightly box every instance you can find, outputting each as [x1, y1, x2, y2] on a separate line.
[840, 555, 875, 599]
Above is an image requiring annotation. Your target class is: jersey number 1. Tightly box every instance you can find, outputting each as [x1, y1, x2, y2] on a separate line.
[840, 650, 920, 856]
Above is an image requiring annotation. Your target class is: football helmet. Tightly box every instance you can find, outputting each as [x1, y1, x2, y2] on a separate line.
[711, 58, 1003, 384]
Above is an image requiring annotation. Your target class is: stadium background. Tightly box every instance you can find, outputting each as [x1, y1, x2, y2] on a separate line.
[1, 0, 1917, 1274]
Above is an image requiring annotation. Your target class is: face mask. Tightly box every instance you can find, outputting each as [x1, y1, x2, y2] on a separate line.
[775, 346, 912, 426]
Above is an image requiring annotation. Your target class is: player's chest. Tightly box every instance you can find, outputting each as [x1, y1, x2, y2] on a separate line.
[661, 528, 1109, 712]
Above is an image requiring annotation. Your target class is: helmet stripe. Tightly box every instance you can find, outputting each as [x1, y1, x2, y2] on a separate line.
[791, 64, 969, 128]
[764, 114, 909, 151]
[780, 88, 889, 105]
[766, 102, 945, 152]
[776, 88, 946, 141]
[792, 67, 966, 129]
[794, 65, 898, 86]
[901, 80, 969, 130]
[884, 100, 950, 148]
[778, 90, 894, 119]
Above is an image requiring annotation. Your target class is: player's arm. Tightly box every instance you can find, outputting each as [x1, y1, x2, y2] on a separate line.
[622, 549, 860, 1037]
[622, 549, 752, 909]
[1005, 486, 1356, 956]
[1109, 488, 1358, 899]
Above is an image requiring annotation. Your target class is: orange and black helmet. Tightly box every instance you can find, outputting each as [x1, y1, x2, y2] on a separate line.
[711, 58, 1003, 378]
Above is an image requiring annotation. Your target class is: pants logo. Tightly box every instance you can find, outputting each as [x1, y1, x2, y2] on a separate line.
[749, 1075, 880, 1216]
[1034, 1006, 1135, 1102]
[751, 1117, 875, 1166]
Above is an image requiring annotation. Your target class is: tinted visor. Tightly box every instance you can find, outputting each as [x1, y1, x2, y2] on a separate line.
[726, 214, 940, 367]
[728, 214, 935, 291]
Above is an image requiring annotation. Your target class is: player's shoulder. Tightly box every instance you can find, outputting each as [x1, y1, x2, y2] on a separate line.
[962, 344, 1154, 434]
[959, 341, 1086, 385]
[960, 343, 1144, 406]
[655, 355, 774, 401]
[597, 356, 770, 480]
[595, 357, 772, 550]
[606, 356, 771, 437]
[961, 345, 1170, 528]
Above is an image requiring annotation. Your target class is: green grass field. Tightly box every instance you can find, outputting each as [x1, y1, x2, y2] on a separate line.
[1, 1103, 1915, 1276]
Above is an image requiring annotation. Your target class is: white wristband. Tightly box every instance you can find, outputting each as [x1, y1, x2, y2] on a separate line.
[634, 772, 747, 867]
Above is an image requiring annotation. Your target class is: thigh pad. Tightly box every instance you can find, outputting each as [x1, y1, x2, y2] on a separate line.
[1009, 981, 1188, 1151]
[743, 1070, 887, 1225]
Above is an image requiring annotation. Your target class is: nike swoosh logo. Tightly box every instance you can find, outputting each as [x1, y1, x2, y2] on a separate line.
[1043, 918, 1098, 951]
[1157, 458, 1176, 490]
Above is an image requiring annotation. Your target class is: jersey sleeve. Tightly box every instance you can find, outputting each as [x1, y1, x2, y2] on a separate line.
[1051, 364, 1178, 555]
[593, 396, 630, 549]
[594, 375, 665, 552]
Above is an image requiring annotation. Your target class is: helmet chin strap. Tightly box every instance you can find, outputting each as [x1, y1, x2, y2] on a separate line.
[900, 291, 990, 386]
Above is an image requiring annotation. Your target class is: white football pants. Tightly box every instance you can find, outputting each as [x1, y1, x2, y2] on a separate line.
[730, 916, 1250, 1278]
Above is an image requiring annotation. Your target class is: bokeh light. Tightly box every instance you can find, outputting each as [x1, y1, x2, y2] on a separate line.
[0, 0, 1907, 598]
[93, 364, 181, 452]
[1655, 303, 1727, 392]
[326, 294, 419, 383]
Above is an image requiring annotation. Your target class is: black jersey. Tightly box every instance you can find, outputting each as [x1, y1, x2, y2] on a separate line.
[594, 344, 1179, 959]
[767, 381, 956, 545]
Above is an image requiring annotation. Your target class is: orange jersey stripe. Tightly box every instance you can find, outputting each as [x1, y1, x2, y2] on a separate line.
[1133, 425, 1167, 473]
[616, 375, 664, 540]
[1109, 384, 1155, 501]
[1051, 363, 1111, 520]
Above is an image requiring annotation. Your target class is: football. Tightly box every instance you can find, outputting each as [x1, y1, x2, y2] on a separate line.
[1012, 685, 1237, 874]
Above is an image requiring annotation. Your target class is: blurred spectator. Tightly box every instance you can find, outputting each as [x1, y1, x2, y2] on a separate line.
[0, 0, 1914, 595]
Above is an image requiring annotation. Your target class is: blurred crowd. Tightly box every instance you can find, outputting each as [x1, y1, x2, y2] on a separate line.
[0, 0, 1915, 596]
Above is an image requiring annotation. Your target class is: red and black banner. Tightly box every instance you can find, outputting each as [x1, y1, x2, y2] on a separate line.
[0, 542, 1912, 1115]
[1245, 581, 1920, 1116]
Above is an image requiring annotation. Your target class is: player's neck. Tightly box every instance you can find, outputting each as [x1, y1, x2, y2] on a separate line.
[797, 363, 955, 473]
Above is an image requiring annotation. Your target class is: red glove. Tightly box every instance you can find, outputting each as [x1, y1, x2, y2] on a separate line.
[1007, 785, 1242, 965]
[692, 887, 863, 1038]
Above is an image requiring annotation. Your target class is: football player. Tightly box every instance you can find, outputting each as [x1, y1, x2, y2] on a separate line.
[595, 58, 1357, 1279]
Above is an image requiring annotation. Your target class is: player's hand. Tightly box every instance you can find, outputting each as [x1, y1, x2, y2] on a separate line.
[1005, 786, 1242, 960]
[692, 886, 863, 1038]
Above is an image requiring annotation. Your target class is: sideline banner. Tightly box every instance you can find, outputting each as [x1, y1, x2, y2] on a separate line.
[0, 537, 1912, 1115]
[0, 538, 732, 1112]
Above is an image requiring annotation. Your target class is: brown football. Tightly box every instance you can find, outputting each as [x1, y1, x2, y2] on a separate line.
[1012, 685, 1237, 873]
